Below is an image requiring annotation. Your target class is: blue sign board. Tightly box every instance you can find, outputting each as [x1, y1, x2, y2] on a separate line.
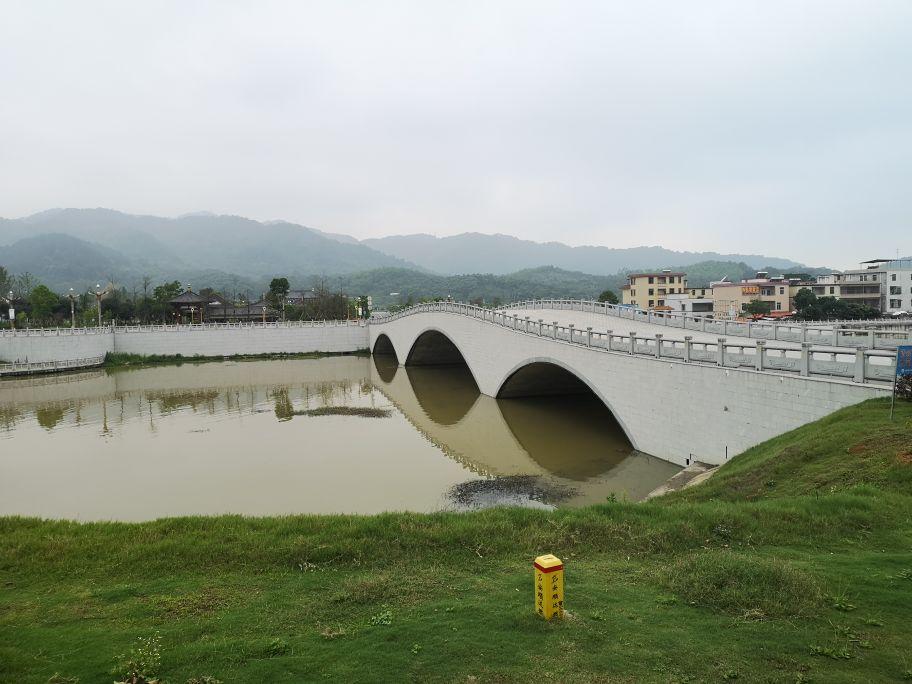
[897, 345, 912, 377]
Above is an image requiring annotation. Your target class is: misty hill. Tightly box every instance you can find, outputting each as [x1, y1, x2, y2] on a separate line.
[0, 209, 830, 297]
[0, 208, 419, 282]
[0, 232, 264, 295]
[362, 232, 812, 276]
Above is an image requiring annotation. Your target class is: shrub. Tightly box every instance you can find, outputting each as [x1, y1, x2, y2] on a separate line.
[896, 375, 912, 401]
[661, 550, 824, 618]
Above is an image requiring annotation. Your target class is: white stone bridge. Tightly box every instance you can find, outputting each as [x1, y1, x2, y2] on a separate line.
[370, 300, 897, 466]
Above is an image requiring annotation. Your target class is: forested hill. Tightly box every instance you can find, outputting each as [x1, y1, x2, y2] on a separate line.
[298, 261, 830, 309]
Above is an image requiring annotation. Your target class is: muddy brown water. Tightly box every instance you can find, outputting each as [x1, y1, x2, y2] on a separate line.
[0, 357, 680, 521]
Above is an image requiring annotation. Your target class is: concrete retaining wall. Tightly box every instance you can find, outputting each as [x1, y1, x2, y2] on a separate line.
[0, 322, 369, 366]
[113, 323, 368, 357]
[0, 329, 114, 364]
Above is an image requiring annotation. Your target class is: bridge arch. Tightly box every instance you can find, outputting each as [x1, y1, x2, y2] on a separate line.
[495, 357, 637, 451]
[404, 326, 481, 393]
[372, 333, 398, 362]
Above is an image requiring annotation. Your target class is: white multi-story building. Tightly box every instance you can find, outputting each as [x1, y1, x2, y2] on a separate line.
[885, 258, 912, 315]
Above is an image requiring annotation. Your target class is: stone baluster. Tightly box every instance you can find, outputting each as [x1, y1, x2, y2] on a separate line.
[854, 346, 865, 383]
[568, 324, 575, 343]
[716, 337, 726, 366]
[537, 318, 543, 336]
[552, 322, 558, 339]
[629, 332, 637, 355]
[684, 336, 692, 362]
[655, 334, 663, 358]
[586, 327, 592, 347]
[800, 343, 810, 376]
[755, 340, 765, 371]
[606, 329, 613, 351]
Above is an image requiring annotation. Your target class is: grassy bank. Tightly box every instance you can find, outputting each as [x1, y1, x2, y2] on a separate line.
[103, 349, 370, 368]
[1, 399, 911, 683]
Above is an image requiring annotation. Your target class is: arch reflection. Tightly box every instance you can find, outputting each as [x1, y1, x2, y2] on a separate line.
[498, 395, 631, 480]
[373, 354, 399, 383]
[404, 365, 479, 426]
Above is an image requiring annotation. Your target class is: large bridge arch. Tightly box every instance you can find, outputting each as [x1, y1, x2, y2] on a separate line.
[495, 357, 639, 452]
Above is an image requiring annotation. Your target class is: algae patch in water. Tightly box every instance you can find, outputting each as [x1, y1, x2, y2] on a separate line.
[448, 475, 576, 509]
[293, 406, 392, 418]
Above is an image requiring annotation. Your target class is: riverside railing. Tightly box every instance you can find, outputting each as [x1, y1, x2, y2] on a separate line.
[496, 298, 911, 350]
[0, 319, 366, 338]
[0, 355, 106, 377]
[372, 301, 898, 385]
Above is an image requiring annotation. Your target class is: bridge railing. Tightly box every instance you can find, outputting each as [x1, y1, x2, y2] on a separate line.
[0, 355, 106, 377]
[496, 298, 911, 350]
[372, 300, 898, 385]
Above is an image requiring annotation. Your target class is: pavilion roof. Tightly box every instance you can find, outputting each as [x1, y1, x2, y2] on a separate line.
[169, 291, 208, 305]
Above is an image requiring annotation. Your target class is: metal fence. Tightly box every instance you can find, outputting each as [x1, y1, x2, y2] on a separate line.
[0, 319, 366, 338]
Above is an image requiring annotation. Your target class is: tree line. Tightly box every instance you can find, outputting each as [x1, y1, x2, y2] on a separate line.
[0, 267, 365, 327]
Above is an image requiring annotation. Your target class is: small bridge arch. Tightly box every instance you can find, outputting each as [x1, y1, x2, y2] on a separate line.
[372, 333, 398, 362]
[406, 328, 470, 367]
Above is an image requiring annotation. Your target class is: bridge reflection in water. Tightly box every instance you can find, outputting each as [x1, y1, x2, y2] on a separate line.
[371, 355, 679, 505]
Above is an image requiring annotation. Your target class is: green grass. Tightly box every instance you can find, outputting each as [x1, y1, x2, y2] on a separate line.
[1, 399, 911, 683]
[103, 349, 369, 368]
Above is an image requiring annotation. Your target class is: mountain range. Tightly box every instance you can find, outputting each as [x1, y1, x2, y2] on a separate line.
[0, 208, 827, 297]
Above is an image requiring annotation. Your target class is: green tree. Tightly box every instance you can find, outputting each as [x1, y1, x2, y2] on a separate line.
[0, 265, 11, 296]
[151, 281, 182, 323]
[597, 289, 619, 304]
[269, 277, 290, 302]
[153, 281, 183, 302]
[793, 288, 816, 313]
[743, 299, 772, 316]
[268, 278, 290, 319]
[28, 284, 60, 323]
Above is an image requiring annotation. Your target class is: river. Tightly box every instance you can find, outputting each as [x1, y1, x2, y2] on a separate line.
[0, 356, 680, 520]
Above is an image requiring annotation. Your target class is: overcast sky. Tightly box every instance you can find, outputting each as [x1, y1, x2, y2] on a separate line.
[1, 1, 910, 268]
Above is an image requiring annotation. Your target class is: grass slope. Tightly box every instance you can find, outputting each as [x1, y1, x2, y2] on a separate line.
[1, 399, 911, 683]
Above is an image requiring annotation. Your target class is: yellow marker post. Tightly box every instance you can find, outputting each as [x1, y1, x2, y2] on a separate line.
[533, 554, 564, 620]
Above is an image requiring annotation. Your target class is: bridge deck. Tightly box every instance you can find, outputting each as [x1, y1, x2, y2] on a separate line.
[509, 307, 836, 352]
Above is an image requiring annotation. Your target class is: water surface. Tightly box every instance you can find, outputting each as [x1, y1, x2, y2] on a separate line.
[0, 357, 679, 520]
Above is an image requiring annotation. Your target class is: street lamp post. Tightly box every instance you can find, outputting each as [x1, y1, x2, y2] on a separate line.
[5, 290, 13, 330]
[262, 305, 267, 324]
[94, 284, 103, 327]
[189, 305, 196, 324]
[68, 288, 76, 329]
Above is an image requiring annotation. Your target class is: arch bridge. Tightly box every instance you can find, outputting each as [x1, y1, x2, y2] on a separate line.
[370, 301, 894, 466]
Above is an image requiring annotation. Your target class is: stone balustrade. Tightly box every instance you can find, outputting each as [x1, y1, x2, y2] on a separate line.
[373, 300, 897, 385]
